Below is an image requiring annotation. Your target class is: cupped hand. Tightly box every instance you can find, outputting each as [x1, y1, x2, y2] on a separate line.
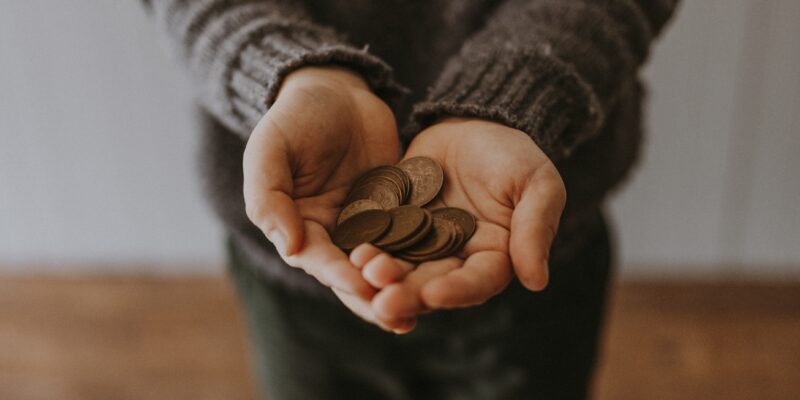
[353, 117, 567, 325]
[242, 66, 410, 331]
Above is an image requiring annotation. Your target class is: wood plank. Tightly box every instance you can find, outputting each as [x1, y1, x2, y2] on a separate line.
[0, 276, 256, 400]
[595, 281, 800, 400]
[1, 276, 798, 399]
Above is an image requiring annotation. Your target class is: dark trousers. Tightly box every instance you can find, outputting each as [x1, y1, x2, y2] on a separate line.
[229, 213, 612, 400]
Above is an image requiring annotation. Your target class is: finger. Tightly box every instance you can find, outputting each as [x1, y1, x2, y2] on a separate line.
[243, 121, 304, 255]
[420, 251, 512, 309]
[391, 318, 417, 335]
[362, 253, 414, 288]
[372, 285, 422, 321]
[284, 222, 375, 299]
[350, 244, 415, 288]
[349, 244, 384, 269]
[332, 287, 376, 322]
[372, 258, 460, 320]
[510, 164, 566, 291]
[333, 288, 416, 333]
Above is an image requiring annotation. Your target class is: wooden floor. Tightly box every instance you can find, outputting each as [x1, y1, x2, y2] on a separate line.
[0, 275, 798, 400]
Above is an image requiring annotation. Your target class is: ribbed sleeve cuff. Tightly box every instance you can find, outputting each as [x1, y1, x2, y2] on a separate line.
[405, 45, 603, 160]
[224, 24, 409, 138]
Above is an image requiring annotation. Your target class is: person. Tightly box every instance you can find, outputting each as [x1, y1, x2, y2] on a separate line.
[144, 0, 679, 398]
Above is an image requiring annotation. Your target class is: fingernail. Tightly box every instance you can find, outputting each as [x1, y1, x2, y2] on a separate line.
[392, 318, 415, 334]
[268, 230, 287, 256]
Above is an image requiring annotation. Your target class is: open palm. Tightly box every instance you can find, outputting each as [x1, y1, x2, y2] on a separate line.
[350, 117, 566, 325]
[243, 67, 401, 313]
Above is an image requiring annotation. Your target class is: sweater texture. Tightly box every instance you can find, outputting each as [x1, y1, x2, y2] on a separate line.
[144, 0, 679, 297]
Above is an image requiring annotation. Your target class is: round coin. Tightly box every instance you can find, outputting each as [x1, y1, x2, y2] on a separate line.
[381, 209, 433, 252]
[345, 182, 400, 210]
[337, 199, 383, 225]
[435, 220, 465, 259]
[397, 156, 444, 207]
[399, 216, 454, 259]
[374, 175, 405, 205]
[352, 166, 401, 187]
[373, 206, 428, 249]
[416, 219, 461, 261]
[396, 169, 412, 203]
[431, 207, 477, 243]
[332, 209, 391, 251]
[350, 166, 406, 202]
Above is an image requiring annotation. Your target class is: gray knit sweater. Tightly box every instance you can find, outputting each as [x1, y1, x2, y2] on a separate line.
[144, 0, 679, 295]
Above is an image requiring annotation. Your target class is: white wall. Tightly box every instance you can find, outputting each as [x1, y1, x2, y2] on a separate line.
[609, 0, 800, 277]
[1, 1, 798, 276]
[0, 1, 222, 273]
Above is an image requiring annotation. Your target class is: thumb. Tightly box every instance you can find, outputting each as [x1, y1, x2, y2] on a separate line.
[243, 121, 305, 256]
[509, 164, 566, 291]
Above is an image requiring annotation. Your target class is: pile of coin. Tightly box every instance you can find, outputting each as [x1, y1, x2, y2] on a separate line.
[332, 157, 476, 262]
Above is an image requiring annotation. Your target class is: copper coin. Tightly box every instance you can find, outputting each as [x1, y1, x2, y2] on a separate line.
[373, 175, 405, 204]
[397, 156, 444, 207]
[350, 167, 404, 199]
[421, 218, 464, 261]
[416, 219, 459, 260]
[345, 181, 400, 210]
[346, 166, 385, 194]
[386, 167, 411, 203]
[352, 166, 401, 187]
[434, 220, 464, 259]
[337, 199, 383, 225]
[382, 209, 433, 252]
[332, 209, 391, 251]
[374, 206, 428, 249]
[345, 167, 404, 209]
[431, 207, 476, 244]
[399, 217, 455, 259]
[397, 169, 411, 203]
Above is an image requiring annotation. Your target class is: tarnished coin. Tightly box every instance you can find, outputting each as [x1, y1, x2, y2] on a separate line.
[397, 168, 412, 203]
[397, 156, 444, 207]
[349, 167, 406, 203]
[374, 175, 405, 204]
[400, 217, 466, 262]
[366, 166, 410, 202]
[436, 220, 465, 259]
[352, 166, 402, 187]
[345, 181, 401, 210]
[425, 219, 462, 260]
[382, 208, 433, 252]
[431, 207, 476, 244]
[337, 199, 383, 225]
[332, 209, 391, 251]
[335, 158, 472, 261]
[399, 217, 456, 260]
[344, 166, 407, 210]
[374, 206, 428, 249]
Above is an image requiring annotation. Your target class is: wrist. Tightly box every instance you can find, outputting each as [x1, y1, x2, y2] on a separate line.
[280, 66, 370, 96]
[429, 116, 507, 129]
[416, 116, 533, 148]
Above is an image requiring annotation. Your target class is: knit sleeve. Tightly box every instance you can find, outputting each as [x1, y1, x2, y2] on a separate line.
[143, 0, 408, 139]
[404, 0, 680, 160]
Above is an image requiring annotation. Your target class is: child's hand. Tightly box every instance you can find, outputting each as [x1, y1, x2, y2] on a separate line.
[352, 117, 566, 323]
[243, 66, 409, 330]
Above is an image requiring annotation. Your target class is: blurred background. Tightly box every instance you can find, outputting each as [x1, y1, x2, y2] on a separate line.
[1, 1, 798, 399]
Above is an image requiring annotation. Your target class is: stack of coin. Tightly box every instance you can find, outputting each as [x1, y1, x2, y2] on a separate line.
[332, 157, 476, 263]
